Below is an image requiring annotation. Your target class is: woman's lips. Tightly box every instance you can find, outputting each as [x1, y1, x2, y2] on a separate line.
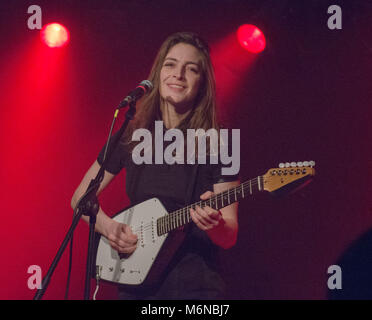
[167, 84, 185, 90]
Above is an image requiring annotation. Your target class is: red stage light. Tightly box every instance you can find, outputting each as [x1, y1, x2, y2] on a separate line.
[40, 23, 69, 48]
[237, 24, 266, 53]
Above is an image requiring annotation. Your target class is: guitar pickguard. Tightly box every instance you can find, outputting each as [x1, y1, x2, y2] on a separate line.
[95, 198, 169, 285]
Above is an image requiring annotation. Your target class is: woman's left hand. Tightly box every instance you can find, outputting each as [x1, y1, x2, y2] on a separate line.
[190, 191, 223, 231]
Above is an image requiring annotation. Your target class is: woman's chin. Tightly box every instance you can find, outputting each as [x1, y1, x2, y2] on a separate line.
[164, 97, 193, 114]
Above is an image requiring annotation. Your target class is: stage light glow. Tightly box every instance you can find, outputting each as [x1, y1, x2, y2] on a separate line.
[237, 24, 266, 53]
[40, 23, 69, 48]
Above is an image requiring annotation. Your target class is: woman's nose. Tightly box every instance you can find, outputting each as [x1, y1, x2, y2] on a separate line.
[172, 66, 185, 79]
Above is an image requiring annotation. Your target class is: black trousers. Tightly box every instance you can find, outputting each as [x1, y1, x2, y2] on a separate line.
[117, 253, 226, 300]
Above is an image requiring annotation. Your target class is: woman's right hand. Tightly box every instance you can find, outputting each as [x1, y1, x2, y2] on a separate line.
[70, 160, 138, 254]
[105, 219, 138, 254]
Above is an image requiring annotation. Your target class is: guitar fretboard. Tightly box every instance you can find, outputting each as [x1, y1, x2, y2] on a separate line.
[157, 176, 264, 236]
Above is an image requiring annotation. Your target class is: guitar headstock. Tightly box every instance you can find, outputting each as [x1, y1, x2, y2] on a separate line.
[263, 161, 315, 193]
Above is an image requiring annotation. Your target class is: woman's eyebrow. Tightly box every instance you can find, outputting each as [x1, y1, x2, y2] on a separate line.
[164, 57, 200, 66]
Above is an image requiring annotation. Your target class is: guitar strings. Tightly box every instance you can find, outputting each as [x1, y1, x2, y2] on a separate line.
[138, 176, 267, 234]
[133, 177, 263, 233]
[138, 177, 263, 234]
[133, 169, 309, 234]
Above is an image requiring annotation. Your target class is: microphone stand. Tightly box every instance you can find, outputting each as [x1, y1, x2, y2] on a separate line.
[34, 99, 137, 300]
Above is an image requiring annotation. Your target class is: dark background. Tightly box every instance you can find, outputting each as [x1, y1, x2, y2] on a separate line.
[0, 0, 371, 299]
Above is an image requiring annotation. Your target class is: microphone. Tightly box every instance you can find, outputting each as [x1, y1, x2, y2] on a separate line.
[119, 80, 153, 108]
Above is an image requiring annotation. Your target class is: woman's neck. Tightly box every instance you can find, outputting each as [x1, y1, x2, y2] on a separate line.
[161, 102, 192, 129]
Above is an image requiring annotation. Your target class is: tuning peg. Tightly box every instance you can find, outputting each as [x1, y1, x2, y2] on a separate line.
[309, 160, 315, 167]
[303, 161, 309, 166]
[297, 162, 303, 167]
[279, 163, 285, 168]
[290, 162, 297, 167]
[285, 162, 291, 168]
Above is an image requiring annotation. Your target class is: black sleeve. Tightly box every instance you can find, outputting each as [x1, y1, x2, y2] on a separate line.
[97, 131, 128, 175]
[209, 163, 240, 184]
[209, 130, 240, 184]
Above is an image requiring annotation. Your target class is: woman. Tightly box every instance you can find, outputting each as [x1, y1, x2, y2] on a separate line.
[71, 32, 239, 299]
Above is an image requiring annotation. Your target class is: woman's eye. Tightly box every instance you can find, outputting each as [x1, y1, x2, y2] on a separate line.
[190, 68, 199, 73]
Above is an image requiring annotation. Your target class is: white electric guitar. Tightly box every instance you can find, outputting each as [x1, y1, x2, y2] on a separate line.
[95, 161, 315, 287]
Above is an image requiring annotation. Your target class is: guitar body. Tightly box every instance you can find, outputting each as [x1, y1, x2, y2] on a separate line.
[95, 161, 315, 287]
[95, 198, 186, 286]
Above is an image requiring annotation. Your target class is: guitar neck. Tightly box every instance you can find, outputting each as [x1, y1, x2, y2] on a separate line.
[157, 176, 264, 236]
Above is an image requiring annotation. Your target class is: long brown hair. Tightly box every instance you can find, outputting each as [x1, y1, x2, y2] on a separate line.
[122, 32, 219, 152]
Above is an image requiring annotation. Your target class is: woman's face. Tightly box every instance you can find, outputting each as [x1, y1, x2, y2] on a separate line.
[159, 42, 203, 113]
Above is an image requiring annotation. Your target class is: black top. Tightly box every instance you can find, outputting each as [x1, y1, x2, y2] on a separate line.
[97, 131, 239, 299]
